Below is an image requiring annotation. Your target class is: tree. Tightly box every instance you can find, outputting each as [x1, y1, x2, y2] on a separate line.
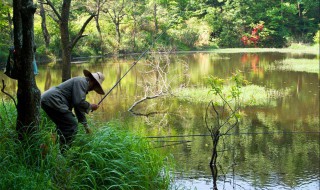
[39, 0, 50, 49]
[102, 0, 133, 52]
[12, 0, 41, 140]
[44, 0, 96, 81]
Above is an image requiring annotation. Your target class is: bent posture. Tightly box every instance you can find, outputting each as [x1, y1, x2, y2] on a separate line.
[41, 70, 105, 152]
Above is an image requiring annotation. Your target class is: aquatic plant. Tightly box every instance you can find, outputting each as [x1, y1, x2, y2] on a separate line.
[174, 85, 290, 107]
[204, 72, 247, 189]
[269, 58, 319, 73]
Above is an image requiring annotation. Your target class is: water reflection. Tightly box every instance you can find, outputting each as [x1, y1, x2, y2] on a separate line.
[0, 52, 319, 189]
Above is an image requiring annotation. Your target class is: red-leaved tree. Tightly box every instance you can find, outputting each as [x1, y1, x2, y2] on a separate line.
[241, 22, 264, 47]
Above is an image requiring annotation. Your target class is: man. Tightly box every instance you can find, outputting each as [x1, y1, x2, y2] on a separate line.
[41, 70, 105, 152]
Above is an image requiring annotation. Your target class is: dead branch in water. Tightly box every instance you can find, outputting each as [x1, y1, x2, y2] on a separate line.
[128, 52, 173, 119]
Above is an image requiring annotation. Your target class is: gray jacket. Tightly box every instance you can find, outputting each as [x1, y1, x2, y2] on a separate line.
[41, 77, 91, 124]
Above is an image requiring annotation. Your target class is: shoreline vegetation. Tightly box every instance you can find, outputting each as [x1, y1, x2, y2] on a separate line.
[0, 102, 172, 189]
[1, 45, 318, 67]
[65, 45, 320, 63]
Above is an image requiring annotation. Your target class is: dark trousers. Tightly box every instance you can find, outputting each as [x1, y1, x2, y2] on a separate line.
[41, 103, 78, 153]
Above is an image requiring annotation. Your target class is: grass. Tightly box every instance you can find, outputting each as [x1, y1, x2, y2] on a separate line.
[0, 102, 172, 190]
[269, 58, 319, 73]
[174, 84, 291, 107]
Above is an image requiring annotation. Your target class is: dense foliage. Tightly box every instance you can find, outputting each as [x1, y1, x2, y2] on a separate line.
[0, 0, 319, 62]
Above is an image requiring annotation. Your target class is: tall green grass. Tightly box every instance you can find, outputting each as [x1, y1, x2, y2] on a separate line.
[0, 102, 172, 189]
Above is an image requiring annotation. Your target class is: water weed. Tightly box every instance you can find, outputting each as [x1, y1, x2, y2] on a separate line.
[174, 85, 290, 107]
[269, 58, 319, 73]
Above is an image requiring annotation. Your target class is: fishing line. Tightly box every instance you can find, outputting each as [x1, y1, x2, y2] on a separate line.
[145, 131, 320, 138]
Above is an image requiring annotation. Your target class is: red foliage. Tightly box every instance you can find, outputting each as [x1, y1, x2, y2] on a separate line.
[241, 23, 264, 47]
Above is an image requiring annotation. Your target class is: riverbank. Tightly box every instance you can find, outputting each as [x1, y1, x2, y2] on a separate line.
[83, 45, 320, 58]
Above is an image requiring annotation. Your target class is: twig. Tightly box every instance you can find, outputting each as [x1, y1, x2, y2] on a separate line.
[1, 79, 17, 107]
[145, 131, 320, 138]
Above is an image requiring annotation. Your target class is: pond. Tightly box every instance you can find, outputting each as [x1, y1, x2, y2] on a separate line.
[0, 51, 319, 190]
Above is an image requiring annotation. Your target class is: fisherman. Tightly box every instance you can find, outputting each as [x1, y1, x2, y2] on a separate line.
[41, 70, 105, 153]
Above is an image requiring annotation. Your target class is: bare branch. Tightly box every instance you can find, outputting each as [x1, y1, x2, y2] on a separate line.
[44, 0, 62, 22]
[71, 14, 96, 49]
[1, 79, 17, 107]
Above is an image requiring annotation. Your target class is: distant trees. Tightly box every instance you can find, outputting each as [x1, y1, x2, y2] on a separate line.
[1, 0, 319, 66]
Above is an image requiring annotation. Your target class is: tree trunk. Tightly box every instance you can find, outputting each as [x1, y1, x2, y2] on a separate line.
[154, 3, 158, 34]
[95, 0, 104, 55]
[13, 0, 41, 140]
[116, 21, 121, 50]
[95, 15, 104, 55]
[297, 2, 301, 17]
[60, 0, 71, 82]
[40, 0, 51, 48]
[132, 14, 136, 50]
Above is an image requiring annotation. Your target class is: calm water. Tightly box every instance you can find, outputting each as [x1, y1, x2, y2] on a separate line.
[1, 51, 319, 189]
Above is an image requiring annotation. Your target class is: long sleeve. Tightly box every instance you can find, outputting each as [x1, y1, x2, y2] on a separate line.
[72, 78, 91, 124]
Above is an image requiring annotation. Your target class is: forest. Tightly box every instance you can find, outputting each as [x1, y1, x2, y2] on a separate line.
[0, 0, 319, 63]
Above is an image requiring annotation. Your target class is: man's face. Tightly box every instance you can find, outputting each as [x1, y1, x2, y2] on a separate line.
[88, 78, 97, 92]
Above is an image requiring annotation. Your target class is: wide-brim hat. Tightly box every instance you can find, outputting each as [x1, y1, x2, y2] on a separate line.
[83, 70, 105, 95]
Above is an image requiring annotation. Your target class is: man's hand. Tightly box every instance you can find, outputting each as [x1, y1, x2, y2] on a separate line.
[84, 124, 92, 134]
[91, 104, 99, 111]
[85, 127, 92, 134]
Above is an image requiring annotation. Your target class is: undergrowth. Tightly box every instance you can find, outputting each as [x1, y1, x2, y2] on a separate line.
[0, 102, 172, 189]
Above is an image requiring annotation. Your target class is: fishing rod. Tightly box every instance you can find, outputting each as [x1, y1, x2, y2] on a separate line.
[97, 24, 173, 106]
